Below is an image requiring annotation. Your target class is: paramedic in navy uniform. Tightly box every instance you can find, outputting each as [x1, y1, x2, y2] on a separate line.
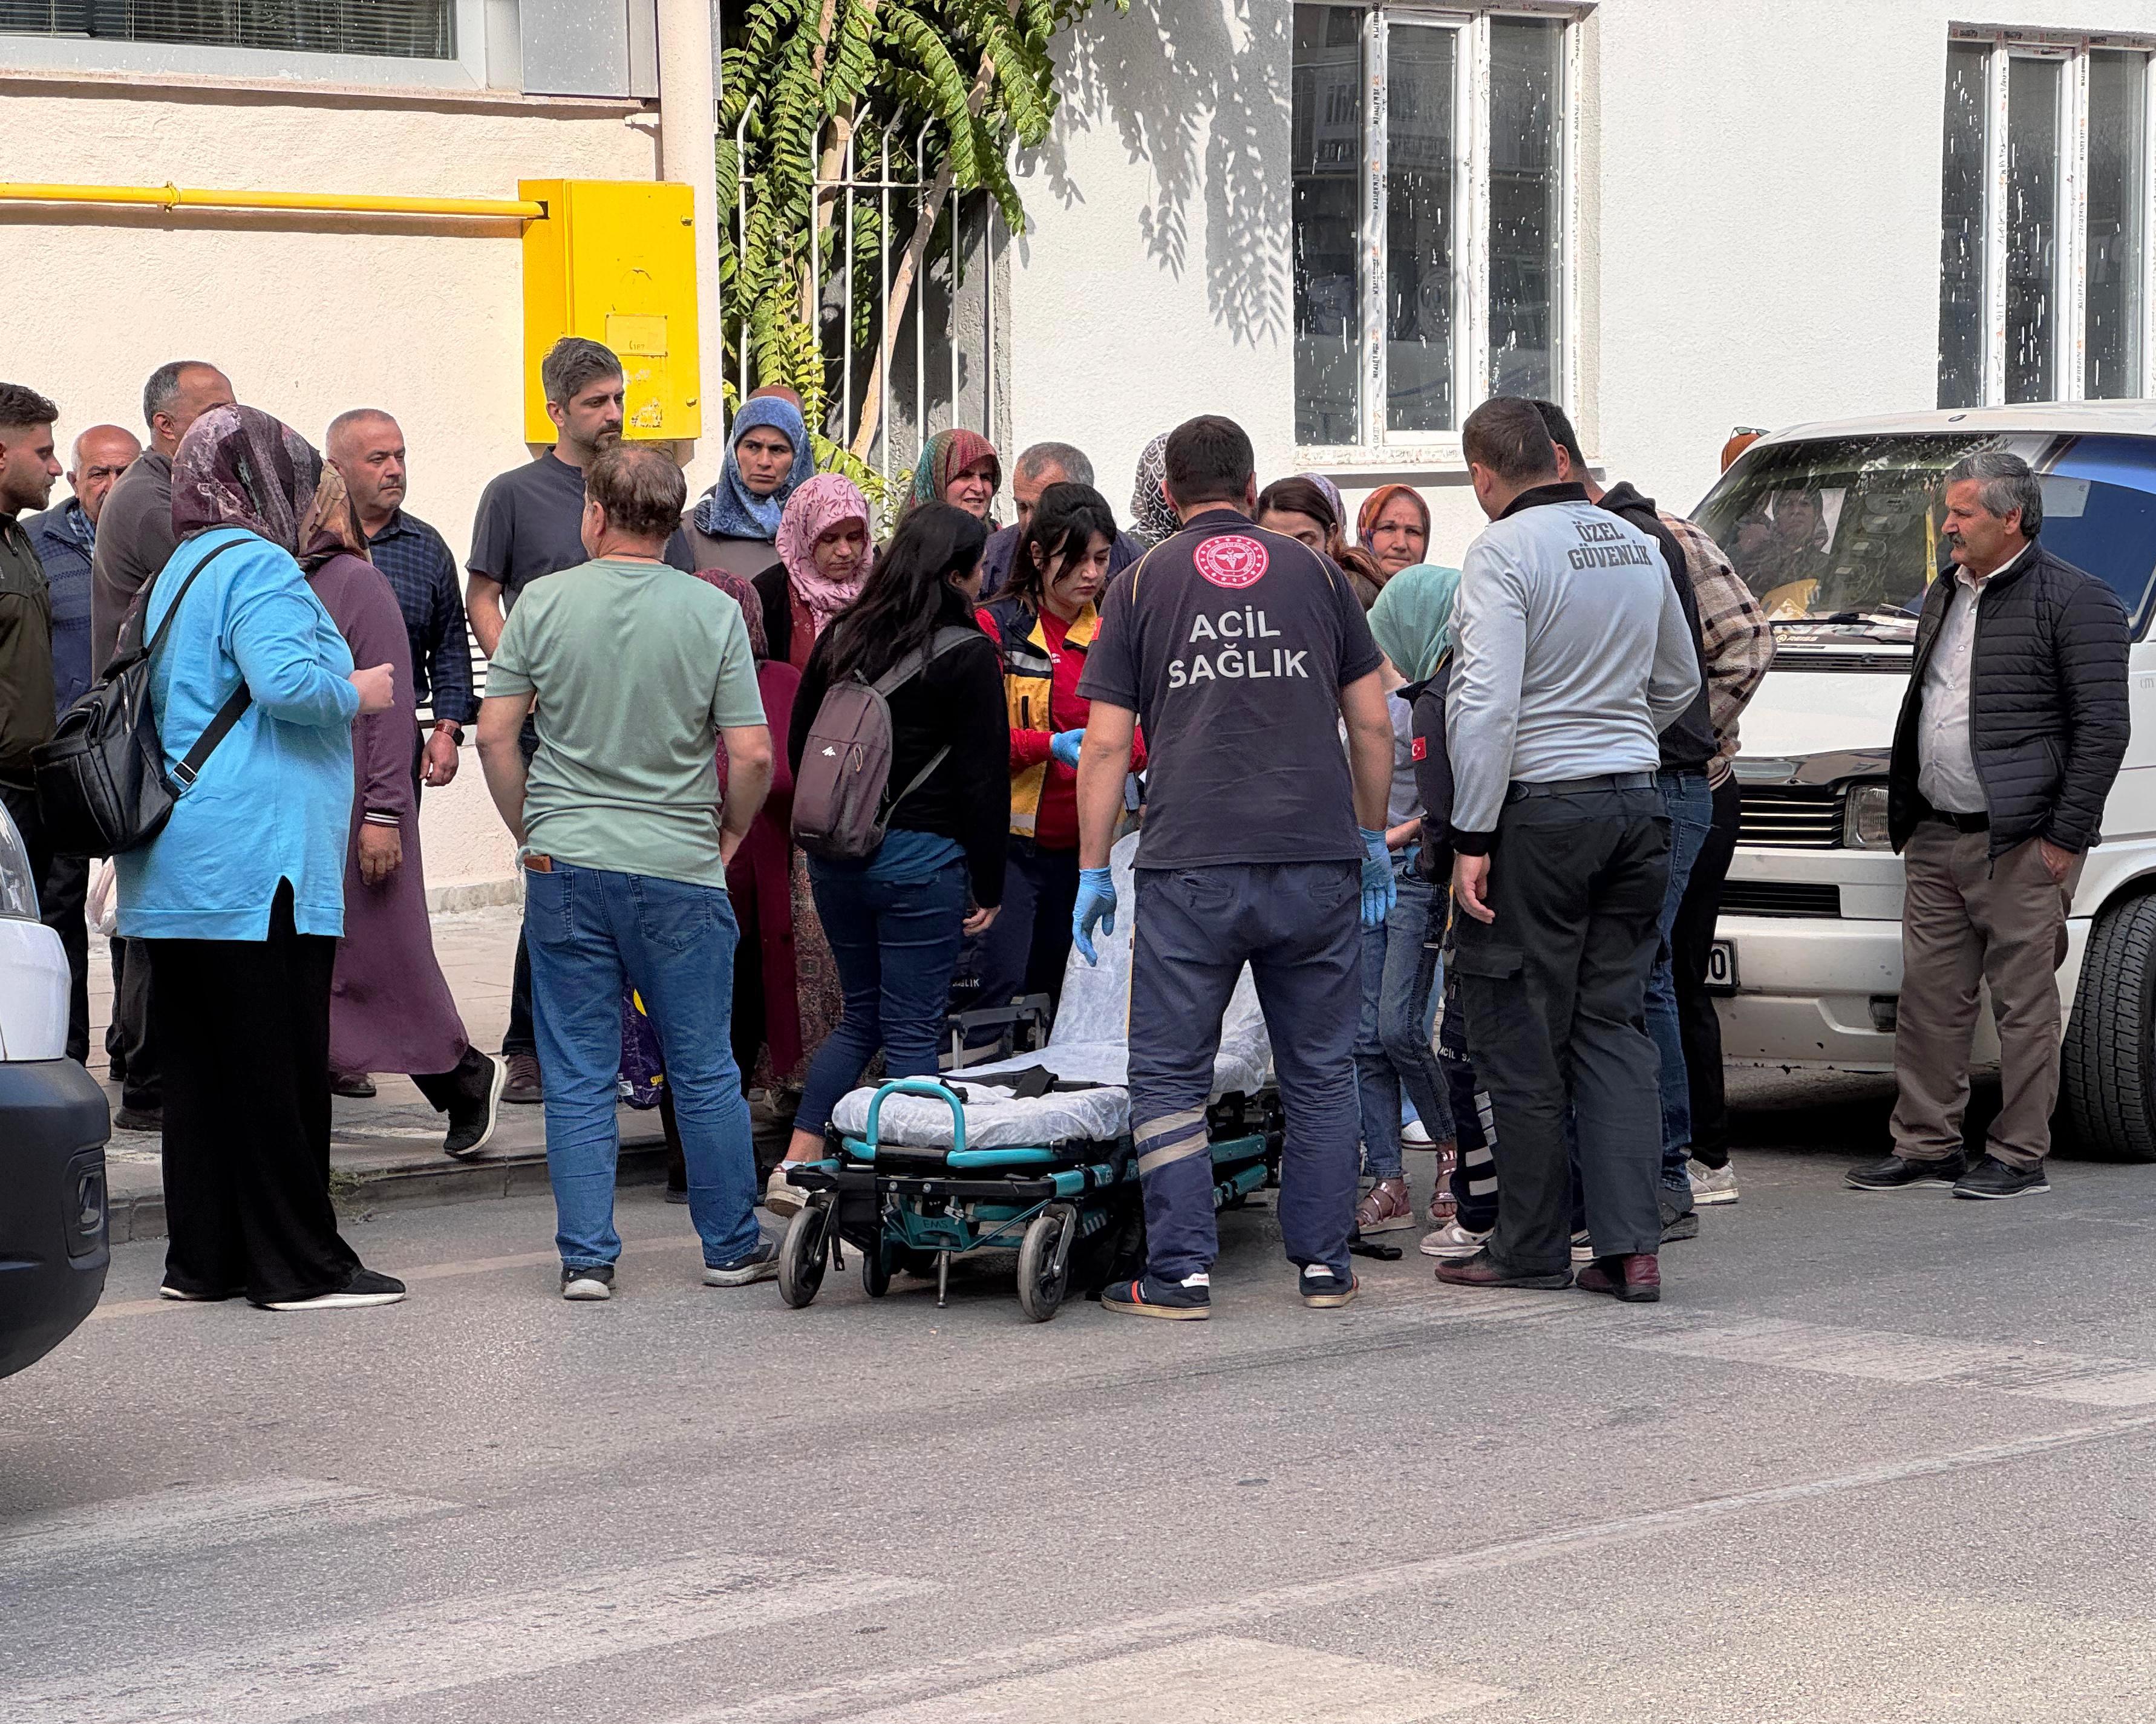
[1071, 415, 1398, 1318]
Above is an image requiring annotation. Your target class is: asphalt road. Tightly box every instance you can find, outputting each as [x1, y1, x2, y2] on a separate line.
[7, 1073, 2156, 1723]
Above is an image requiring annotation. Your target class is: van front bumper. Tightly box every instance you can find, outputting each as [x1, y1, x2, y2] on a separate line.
[1710, 912, 2091, 1071]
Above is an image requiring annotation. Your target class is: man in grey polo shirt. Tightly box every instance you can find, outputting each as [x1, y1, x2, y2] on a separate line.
[1436, 397, 1699, 1305]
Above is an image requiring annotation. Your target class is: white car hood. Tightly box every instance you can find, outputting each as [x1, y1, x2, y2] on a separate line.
[1738, 668, 1907, 760]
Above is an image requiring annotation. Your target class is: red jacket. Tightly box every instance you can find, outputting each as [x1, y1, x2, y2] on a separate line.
[977, 601, 1145, 850]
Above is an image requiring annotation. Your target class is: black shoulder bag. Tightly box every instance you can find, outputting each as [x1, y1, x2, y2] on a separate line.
[32, 538, 252, 857]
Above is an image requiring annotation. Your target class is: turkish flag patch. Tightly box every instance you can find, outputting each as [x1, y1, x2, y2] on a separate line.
[1194, 534, 1269, 589]
[1411, 736, 1428, 761]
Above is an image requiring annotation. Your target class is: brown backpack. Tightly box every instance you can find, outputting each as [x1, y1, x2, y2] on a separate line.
[791, 625, 980, 861]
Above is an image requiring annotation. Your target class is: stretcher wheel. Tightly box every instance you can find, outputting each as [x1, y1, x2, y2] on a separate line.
[1016, 1206, 1073, 1324]
[778, 1203, 828, 1309]
[862, 1240, 892, 1299]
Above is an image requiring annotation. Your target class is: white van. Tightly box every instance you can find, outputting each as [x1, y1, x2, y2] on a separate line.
[1690, 404, 2156, 1160]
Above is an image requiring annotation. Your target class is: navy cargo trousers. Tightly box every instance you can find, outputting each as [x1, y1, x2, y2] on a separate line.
[1126, 860, 1363, 1282]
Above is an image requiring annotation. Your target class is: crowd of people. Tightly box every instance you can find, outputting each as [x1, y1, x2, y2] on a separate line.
[0, 331, 2127, 1314]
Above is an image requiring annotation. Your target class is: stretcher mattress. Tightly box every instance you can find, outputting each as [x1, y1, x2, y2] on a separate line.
[828, 835, 1274, 1151]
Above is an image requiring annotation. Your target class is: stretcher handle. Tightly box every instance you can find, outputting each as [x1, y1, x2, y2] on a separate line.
[863, 1079, 968, 1155]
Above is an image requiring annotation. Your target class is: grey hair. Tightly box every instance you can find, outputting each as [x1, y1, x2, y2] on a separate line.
[541, 336, 622, 405]
[142, 360, 218, 429]
[1947, 448, 2043, 535]
[1014, 440, 1094, 489]
[325, 407, 398, 455]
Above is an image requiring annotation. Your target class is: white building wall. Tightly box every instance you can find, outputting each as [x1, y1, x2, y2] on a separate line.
[1008, 0, 1296, 522]
[0, 70, 659, 893]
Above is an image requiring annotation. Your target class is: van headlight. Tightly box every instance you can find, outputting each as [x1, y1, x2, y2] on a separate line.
[0, 800, 39, 918]
[1843, 782, 1891, 851]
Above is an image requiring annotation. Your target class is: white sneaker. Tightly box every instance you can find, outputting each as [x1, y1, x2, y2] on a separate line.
[764, 1164, 806, 1216]
[1400, 1118, 1435, 1149]
[1688, 1159, 1739, 1206]
[1419, 1220, 1491, 1259]
[261, 1269, 407, 1311]
[1570, 1229, 1595, 1264]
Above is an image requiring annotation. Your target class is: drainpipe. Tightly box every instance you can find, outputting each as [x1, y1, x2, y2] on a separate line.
[655, 0, 725, 491]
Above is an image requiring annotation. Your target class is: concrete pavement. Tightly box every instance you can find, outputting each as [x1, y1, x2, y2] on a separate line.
[8, 1081, 2156, 1722]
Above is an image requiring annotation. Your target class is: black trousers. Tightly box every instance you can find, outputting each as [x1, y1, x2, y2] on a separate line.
[1452, 785, 1670, 1274]
[504, 724, 537, 1058]
[42, 854, 89, 1064]
[974, 840, 1082, 1019]
[107, 936, 161, 1108]
[3, 780, 88, 1065]
[1671, 775, 1740, 1169]
[149, 881, 362, 1304]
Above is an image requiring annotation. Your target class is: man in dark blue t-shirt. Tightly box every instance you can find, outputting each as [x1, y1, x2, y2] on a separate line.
[1073, 415, 1396, 1318]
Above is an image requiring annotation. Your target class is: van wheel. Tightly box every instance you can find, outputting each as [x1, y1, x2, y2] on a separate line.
[2062, 893, 2156, 1163]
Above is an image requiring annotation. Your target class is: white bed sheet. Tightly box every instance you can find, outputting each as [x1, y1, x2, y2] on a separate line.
[828, 834, 1274, 1151]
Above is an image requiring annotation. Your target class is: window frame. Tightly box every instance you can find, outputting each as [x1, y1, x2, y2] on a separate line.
[0, 0, 492, 91]
[1945, 27, 2156, 406]
[1295, 0, 1583, 468]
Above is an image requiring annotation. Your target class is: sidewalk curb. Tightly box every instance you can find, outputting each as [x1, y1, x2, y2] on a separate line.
[106, 1126, 671, 1246]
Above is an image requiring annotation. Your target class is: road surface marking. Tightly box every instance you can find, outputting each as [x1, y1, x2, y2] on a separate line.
[2, 1559, 921, 1724]
[0, 1477, 454, 1575]
[829, 1636, 1511, 1722]
[670, 1408, 2156, 1724]
[1614, 1316, 2156, 1407]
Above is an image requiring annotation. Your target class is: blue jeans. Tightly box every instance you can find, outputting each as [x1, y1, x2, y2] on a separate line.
[524, 863, 760, 1271]
[795, 857, 970, 1137]
[1647, 768, 1713, 1192]
[1354, 863, 1455, 1179]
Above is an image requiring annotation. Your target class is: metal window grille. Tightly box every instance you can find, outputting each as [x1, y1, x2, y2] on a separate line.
[0, 1, 456, 59]
[730, 109, 1007, 497]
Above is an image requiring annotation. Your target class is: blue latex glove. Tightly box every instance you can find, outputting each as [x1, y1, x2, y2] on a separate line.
[1050, 728, 1085, 769]
[1072, 866, 1117, 965]
[1359, 827, 1397, 929]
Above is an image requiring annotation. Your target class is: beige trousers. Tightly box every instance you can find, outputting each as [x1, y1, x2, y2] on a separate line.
[1890, 823, 2081, 1169]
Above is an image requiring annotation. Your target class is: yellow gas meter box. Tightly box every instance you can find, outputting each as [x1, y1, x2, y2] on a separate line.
[521, 178, 702, 443]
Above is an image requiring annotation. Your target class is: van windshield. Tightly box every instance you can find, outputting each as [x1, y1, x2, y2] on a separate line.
[1693, 431, 2156, 638]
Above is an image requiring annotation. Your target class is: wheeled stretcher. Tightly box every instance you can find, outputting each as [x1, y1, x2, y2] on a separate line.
[775, 835, 1284, 1321]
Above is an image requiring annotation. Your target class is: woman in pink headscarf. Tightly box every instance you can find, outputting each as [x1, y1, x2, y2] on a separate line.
[753, 472, 874, 672]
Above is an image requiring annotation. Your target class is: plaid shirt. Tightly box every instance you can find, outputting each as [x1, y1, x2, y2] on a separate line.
[1661, 511, 1774, 786]
[366, 508, 477, 726]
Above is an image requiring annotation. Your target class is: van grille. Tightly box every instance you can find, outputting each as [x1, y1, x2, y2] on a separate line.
[1738, 786, 1844, 848]
[1720, 881, 1842, 918]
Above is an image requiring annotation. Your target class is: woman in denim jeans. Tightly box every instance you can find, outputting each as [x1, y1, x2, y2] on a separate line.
[1351, 563, 1464, 1234]
[766, 503, 1012, 1210]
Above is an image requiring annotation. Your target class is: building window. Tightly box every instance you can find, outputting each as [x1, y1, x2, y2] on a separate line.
[1293, 5, 1574, 453]
[0, 1, 455, 58]
[1937, 33, 2154, 408]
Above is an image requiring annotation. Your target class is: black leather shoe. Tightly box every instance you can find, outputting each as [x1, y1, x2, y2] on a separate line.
[1952, 1155, 2050, 1200]
[1434, 1249, 1572, 1290]
[1846, 1153, 1965, 1192]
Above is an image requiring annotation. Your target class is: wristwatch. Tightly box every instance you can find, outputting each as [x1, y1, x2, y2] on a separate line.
[433, 720, 465, 745]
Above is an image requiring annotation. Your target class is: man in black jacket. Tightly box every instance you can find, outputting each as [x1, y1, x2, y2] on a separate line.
[1851, 451, 2129, 1200]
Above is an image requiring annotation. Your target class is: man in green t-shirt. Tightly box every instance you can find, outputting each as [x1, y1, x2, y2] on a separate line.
[477, 442, 776, 1299]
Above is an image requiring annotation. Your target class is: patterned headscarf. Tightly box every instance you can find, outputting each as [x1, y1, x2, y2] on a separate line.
[1356, 483, 1432, 553]
[1130, 433, 1177, 544]
[691, 568, 769, 659]
[691, 395, 814, 541]
[776, 472, 874, 638]
[898, 428, 999, 526]
[298, 462, 371, 573]
[1301, 472, 1347, 533]
[172, 404, 321, 552]
[1368, 563, 1463, 682]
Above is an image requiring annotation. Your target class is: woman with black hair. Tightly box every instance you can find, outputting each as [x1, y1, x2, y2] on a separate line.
[766, 501, 1011, 1210]
[975, 482, 1148, 1020]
